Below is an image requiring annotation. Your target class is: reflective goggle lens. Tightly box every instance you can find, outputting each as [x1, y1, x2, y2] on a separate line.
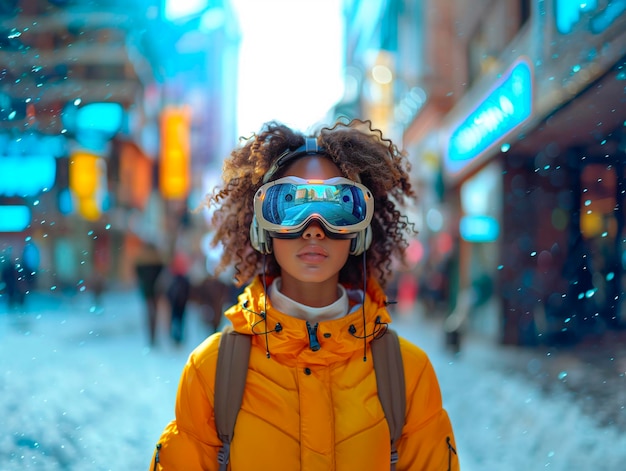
[255, 176, 373, 237]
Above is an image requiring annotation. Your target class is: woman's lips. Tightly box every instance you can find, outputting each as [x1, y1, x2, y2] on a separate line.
[297, 245, 328, 263]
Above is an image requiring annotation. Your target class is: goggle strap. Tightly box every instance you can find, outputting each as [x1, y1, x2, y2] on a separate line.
[263, 138, 326, 183]
[304, 137, 318, 153]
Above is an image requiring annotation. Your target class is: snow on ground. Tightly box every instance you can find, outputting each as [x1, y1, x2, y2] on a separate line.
[396, 312, 626, 471]
[0, 289, 624, 470]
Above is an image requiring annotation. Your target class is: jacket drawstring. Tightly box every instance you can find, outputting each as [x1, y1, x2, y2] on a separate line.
[446, 436, 457, 471]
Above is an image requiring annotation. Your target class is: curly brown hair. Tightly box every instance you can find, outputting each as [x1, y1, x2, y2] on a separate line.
[203, 119, 416, 288]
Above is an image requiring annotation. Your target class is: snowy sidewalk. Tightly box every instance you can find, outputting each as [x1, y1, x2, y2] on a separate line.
[0, 289, 624, 470]
[0, 289, 198, 470]
[391, 306, 625, 471]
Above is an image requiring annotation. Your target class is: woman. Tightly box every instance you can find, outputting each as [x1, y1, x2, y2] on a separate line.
[150, 120, 459, 470]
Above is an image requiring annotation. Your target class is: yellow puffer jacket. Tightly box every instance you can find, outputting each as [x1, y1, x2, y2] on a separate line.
[150, 276, 459, 470]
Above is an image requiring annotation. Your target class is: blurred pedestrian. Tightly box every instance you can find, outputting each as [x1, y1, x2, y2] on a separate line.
[134, 241, 164, 346]
[166, 252, 191, 346]
[191, 275, 234, 334]
[1, 259, 24, 310]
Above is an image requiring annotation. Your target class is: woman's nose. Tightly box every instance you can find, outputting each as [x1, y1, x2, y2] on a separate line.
[302, 221, 326, 240]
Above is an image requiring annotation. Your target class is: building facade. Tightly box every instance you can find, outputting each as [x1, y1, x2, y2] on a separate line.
[402, 0, 626, 345]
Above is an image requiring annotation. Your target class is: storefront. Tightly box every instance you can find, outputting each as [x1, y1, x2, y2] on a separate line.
[440, 1, 626, 345]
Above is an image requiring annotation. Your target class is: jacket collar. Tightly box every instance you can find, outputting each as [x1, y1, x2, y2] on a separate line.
[224, 276, 393, 362]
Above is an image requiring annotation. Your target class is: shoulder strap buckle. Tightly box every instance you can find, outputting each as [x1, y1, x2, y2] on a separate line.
[217, 442, 230, 465]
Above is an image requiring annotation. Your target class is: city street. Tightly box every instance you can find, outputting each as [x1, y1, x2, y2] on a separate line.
[1, 288, 624, 470]
[1, 2, 625, 470]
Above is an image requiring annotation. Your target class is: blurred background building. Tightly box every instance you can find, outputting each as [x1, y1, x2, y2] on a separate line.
[0, 0, 625, 347]
[0, 0, 239, 295]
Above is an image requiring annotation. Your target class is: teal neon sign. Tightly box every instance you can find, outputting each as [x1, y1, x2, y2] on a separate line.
[460, 215, 500, 243]
[556, 0, 626, 35]
[0, 155, 56, 197]
[0, 205, 31, 232]
[556, 0, 598, 34]
[446, 59, 532, 174]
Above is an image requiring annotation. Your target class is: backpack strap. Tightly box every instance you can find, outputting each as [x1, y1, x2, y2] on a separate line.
[215, 325, 251, 471]
[372, 329, 406, 471]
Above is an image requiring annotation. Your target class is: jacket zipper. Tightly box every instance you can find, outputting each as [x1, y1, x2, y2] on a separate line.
[306, 321, 321, 351]
[446, 436, 457, 471]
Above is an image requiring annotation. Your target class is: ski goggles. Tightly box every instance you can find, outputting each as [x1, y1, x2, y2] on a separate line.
[254, 176, 374, 239]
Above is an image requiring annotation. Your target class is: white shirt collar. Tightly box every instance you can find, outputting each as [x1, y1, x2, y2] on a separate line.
[269, 277, 349, 321]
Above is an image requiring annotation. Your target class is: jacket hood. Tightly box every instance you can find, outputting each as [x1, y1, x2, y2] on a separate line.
[224, 275, 394, 363]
